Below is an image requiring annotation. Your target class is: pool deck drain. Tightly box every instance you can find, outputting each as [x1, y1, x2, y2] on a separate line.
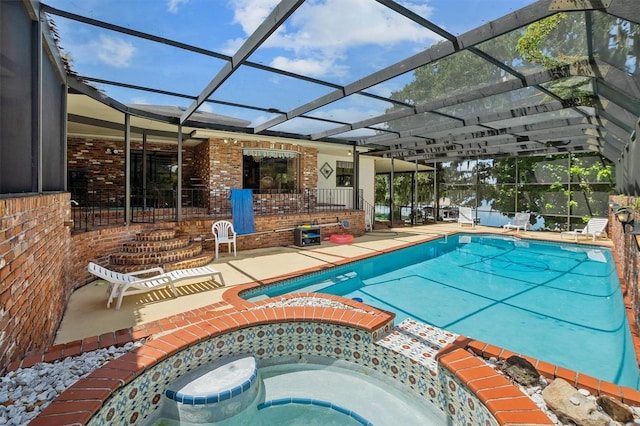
[376, 318, 459, 370]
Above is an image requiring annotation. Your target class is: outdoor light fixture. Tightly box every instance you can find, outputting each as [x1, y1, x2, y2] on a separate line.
[615, 207, 634, 232]
[609, 201, 619, 212]
[615, 207, 634, 233]
[615, 207, 640, 253]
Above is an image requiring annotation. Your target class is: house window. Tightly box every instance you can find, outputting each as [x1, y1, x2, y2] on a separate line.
[336, 161, 353, 187]
[242, 149, 299, 193]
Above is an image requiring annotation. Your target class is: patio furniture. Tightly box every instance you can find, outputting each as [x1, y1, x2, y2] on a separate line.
[503, 212, 531, 232]
[88, 262, 224, 310]
[561, 217, 609, 241]
[458, 207, 475, 227]
[212, 220, 237, 259]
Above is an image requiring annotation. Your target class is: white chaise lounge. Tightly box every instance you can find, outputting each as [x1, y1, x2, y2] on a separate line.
[503, 212, 531, 232]
[88, 262, 225, 310]
[561, 217, 608, 242]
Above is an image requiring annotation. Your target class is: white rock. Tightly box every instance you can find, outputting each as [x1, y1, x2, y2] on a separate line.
[569, 396, 581, 405]
[578, 388, 590, 396]
[0, 339, 143, 423]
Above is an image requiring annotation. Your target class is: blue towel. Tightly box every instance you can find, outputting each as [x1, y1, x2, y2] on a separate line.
[230, 189, 255, 235]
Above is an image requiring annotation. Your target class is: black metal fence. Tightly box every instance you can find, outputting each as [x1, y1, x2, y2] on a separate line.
[70, 187, 362, 231]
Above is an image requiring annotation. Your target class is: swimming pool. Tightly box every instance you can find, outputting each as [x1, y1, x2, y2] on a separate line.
[244, 234, 640, 388]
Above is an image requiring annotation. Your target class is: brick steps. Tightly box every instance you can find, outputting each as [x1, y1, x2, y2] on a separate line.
[136, 228, 176, 241]
[108, 229, 214, 272]
[121, 236, 191, 253]
[164, 252, 216, 271]
[110, 243, 204, 266]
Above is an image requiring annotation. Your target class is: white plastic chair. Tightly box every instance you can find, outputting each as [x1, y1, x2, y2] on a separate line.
[458, 207, 475, 227]
[212, 220, 237, 259]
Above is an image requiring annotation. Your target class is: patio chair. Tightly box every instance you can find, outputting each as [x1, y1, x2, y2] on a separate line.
[561, 217, 609, 242]
[88, 262, 224, 310]
[212, 220, 237, 259]
[458, 207, 475, 227]
[503, 212, 531, 232]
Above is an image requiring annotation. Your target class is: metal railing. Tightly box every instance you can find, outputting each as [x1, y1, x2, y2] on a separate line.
[70, 187, 362, 231]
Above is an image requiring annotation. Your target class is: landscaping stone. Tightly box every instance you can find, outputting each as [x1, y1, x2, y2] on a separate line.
[502, 355, 540, 386]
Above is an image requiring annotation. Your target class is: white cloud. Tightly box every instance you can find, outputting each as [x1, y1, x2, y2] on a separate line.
[275, 0, 437, 49]
[220, 37, 246, 56]
[167, 0, 189, 13]
[96, 35, 137, 68]
[269, 55, 348, 78]
[226, 0, 441, 78]
[230, 0, 280, 34]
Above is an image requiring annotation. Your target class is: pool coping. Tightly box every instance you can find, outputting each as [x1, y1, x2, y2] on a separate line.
[18, 231, 640, 425]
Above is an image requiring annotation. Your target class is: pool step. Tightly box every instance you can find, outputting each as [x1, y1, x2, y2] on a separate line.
[163, 355, 259, 423]
[375, 319, 459, 371]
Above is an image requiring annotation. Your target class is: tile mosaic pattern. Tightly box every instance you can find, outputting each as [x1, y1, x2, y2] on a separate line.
[376, 318, 459, 370]
[439, 368, 499, 426]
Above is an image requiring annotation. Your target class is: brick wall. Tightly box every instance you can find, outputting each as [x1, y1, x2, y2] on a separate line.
[0, 193, 71, 370]
[609, 196, 640, 328]
[67, 138, 198, 193]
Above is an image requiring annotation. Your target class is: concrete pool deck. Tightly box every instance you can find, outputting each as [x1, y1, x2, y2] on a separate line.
[54, 223, 613, 345]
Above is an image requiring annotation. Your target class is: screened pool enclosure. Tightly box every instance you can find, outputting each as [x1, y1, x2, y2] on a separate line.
[3, 0, 638, 220]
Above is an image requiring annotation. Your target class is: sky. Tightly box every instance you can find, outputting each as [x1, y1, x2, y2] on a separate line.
[45, 0, 538, 135]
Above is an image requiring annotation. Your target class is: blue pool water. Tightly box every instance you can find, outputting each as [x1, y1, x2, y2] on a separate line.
[245, 234, 640, 389]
